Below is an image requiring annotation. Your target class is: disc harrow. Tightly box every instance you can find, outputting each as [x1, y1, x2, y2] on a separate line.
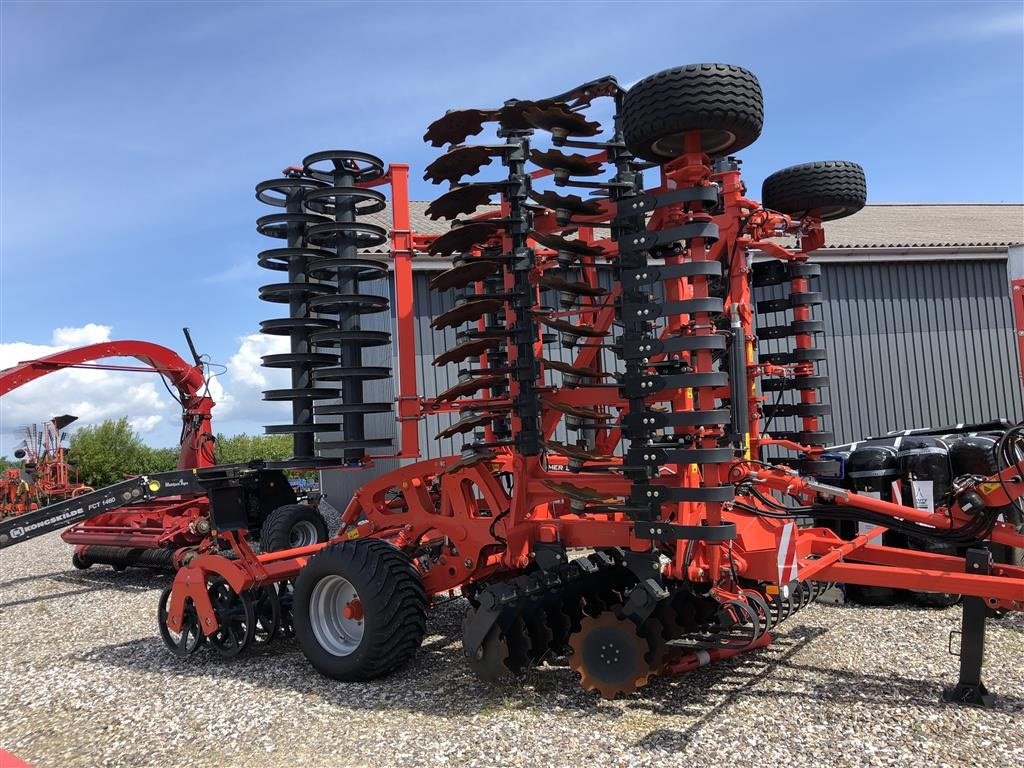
[30, 60, 1013, 707]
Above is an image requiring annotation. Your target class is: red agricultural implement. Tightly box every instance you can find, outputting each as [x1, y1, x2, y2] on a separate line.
[0, 334, 321, 569]
[3, 415, 94, 511]
[2, 63, 1022, 705]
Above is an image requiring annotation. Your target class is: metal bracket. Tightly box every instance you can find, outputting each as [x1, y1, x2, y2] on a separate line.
[942, 548, 996, 707]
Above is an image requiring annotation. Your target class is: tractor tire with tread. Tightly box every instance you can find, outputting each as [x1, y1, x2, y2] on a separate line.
[761, 161, 867, 221]
[260, 503, 329, 552]
[293, 538, 428, 681]
[621, 63, 763, 161]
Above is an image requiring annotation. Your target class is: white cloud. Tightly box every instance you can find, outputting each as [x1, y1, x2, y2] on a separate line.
[211, 333, 290, 431]
[0, 325, 306, 456]
[51, 323, 111, 347]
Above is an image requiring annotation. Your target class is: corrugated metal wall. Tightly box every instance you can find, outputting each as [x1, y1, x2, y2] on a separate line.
[323, 257, 1023, 506]
[815, 258, 1023, 442]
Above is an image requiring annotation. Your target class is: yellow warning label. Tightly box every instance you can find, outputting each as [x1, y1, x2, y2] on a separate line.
[148, 481, 161, 492]
[979, 482, 1001, 496]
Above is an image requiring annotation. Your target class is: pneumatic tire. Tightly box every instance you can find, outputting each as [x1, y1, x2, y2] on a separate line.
[293, 539, 427, 681]
[761, 161, 867, 221]
[259, 503, 329, 552]
[621, 63, 764, 161]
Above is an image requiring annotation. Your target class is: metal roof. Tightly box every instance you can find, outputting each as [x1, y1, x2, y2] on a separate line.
[361, 202, 1024, 255]
[819, 204, 1023, 249]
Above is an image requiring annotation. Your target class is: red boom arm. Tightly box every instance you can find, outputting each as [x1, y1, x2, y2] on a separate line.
[0, 341, 216, 469]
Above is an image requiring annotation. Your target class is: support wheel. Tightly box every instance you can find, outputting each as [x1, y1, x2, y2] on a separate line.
[207, 577, 255, 657]
[621, 63, 763, 161]
[260, 503, 329, 551]
[157, 587, 204, 657]
[761, 161, 867, 221]
[249, 585, 282, 648]
[293, 539, 427, 681]
[276, 580, 296, 638]
[71, 551, 91, 570]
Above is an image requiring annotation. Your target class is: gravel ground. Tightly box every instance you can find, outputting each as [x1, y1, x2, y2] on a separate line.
[1, 532, 1021, 768]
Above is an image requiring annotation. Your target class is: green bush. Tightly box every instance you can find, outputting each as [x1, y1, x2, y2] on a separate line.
[68, 418, 152, 487]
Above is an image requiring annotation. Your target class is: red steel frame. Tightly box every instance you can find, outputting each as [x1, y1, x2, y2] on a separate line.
[165, 138, 1024, 646]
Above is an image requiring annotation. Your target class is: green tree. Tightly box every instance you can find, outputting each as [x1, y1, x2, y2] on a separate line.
[214, 432, 295, 464]
[142, 446, 180, 474]
[69, 418, 151, 487]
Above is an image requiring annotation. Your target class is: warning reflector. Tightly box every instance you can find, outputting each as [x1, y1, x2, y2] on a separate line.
[777, 521, 799, 587]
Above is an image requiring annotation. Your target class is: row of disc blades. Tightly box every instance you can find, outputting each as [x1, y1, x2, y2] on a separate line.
[461, 550, 832, 698]
[422, 94, 621, 466]
[460, 551, 719, 698]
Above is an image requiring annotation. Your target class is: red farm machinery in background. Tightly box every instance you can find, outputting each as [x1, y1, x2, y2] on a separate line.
[1, 414, 93, 516]
[2, 63, 1022, 706]
[0, 335, 319, 569]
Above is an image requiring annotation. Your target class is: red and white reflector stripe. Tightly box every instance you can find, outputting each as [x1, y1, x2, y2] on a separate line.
[777, 521, 799, 590]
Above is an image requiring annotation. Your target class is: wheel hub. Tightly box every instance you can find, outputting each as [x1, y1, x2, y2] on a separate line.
[569, 610, 654, 699]
[309, 574, 364, 657]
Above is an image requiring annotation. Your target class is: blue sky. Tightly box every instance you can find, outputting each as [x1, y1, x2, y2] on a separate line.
[1, 0, 1022, 454]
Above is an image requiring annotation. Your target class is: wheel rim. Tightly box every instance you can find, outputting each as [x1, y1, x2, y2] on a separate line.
[309, 574, 364, 657]
[651, 128, 735, 158]
[290, 519, 320, 547]
[158, 588, 203, 657]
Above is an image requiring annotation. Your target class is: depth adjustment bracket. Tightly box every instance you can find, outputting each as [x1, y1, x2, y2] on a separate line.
[942, 548, 996, 707]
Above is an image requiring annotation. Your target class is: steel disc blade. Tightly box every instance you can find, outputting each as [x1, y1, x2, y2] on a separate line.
[433, 337, 503, 366]
[568, 611, 654, 699]
[429, 260, 502, 291]
[427, 221, 502, 257]
[522, 105, 602, 137]
[530, 149, 604, 177]
[424, 108, 498, 147]
[426, 183, 505, 221]
[424, 145, 503, 184]
[529, 190, 604, 217]
[531, 230, 606, 257]
[436, 413, 493, 440]
[537, 318, 607, 339]
[434, 375, 505, 404]
[431, 299, 504, 330]
[537, 273, 608, 297]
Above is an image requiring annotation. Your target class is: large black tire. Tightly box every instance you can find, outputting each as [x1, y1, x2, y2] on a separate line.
[621, 63, 763, 161]
[259, 504, 329, 552]
[293, 539, 427, 681]
[761, 161, 867, 221]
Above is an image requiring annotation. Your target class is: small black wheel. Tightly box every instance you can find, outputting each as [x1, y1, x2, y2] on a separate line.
[277, 580, 296, 638]
[249, 585, 282, 648]
[157, 587, 204, 657]
[621, 63, 764, 161]
[845, 584, 897, 606]
[71, 551, 91, 570]
[207, 577, 255, 657]
[294, 539, 427, 681]
[260, 504, 329, 552]
[761, 160, 867, 221]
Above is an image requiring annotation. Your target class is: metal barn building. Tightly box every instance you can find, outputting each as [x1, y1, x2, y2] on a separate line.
[321, 203, 1024, 506]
